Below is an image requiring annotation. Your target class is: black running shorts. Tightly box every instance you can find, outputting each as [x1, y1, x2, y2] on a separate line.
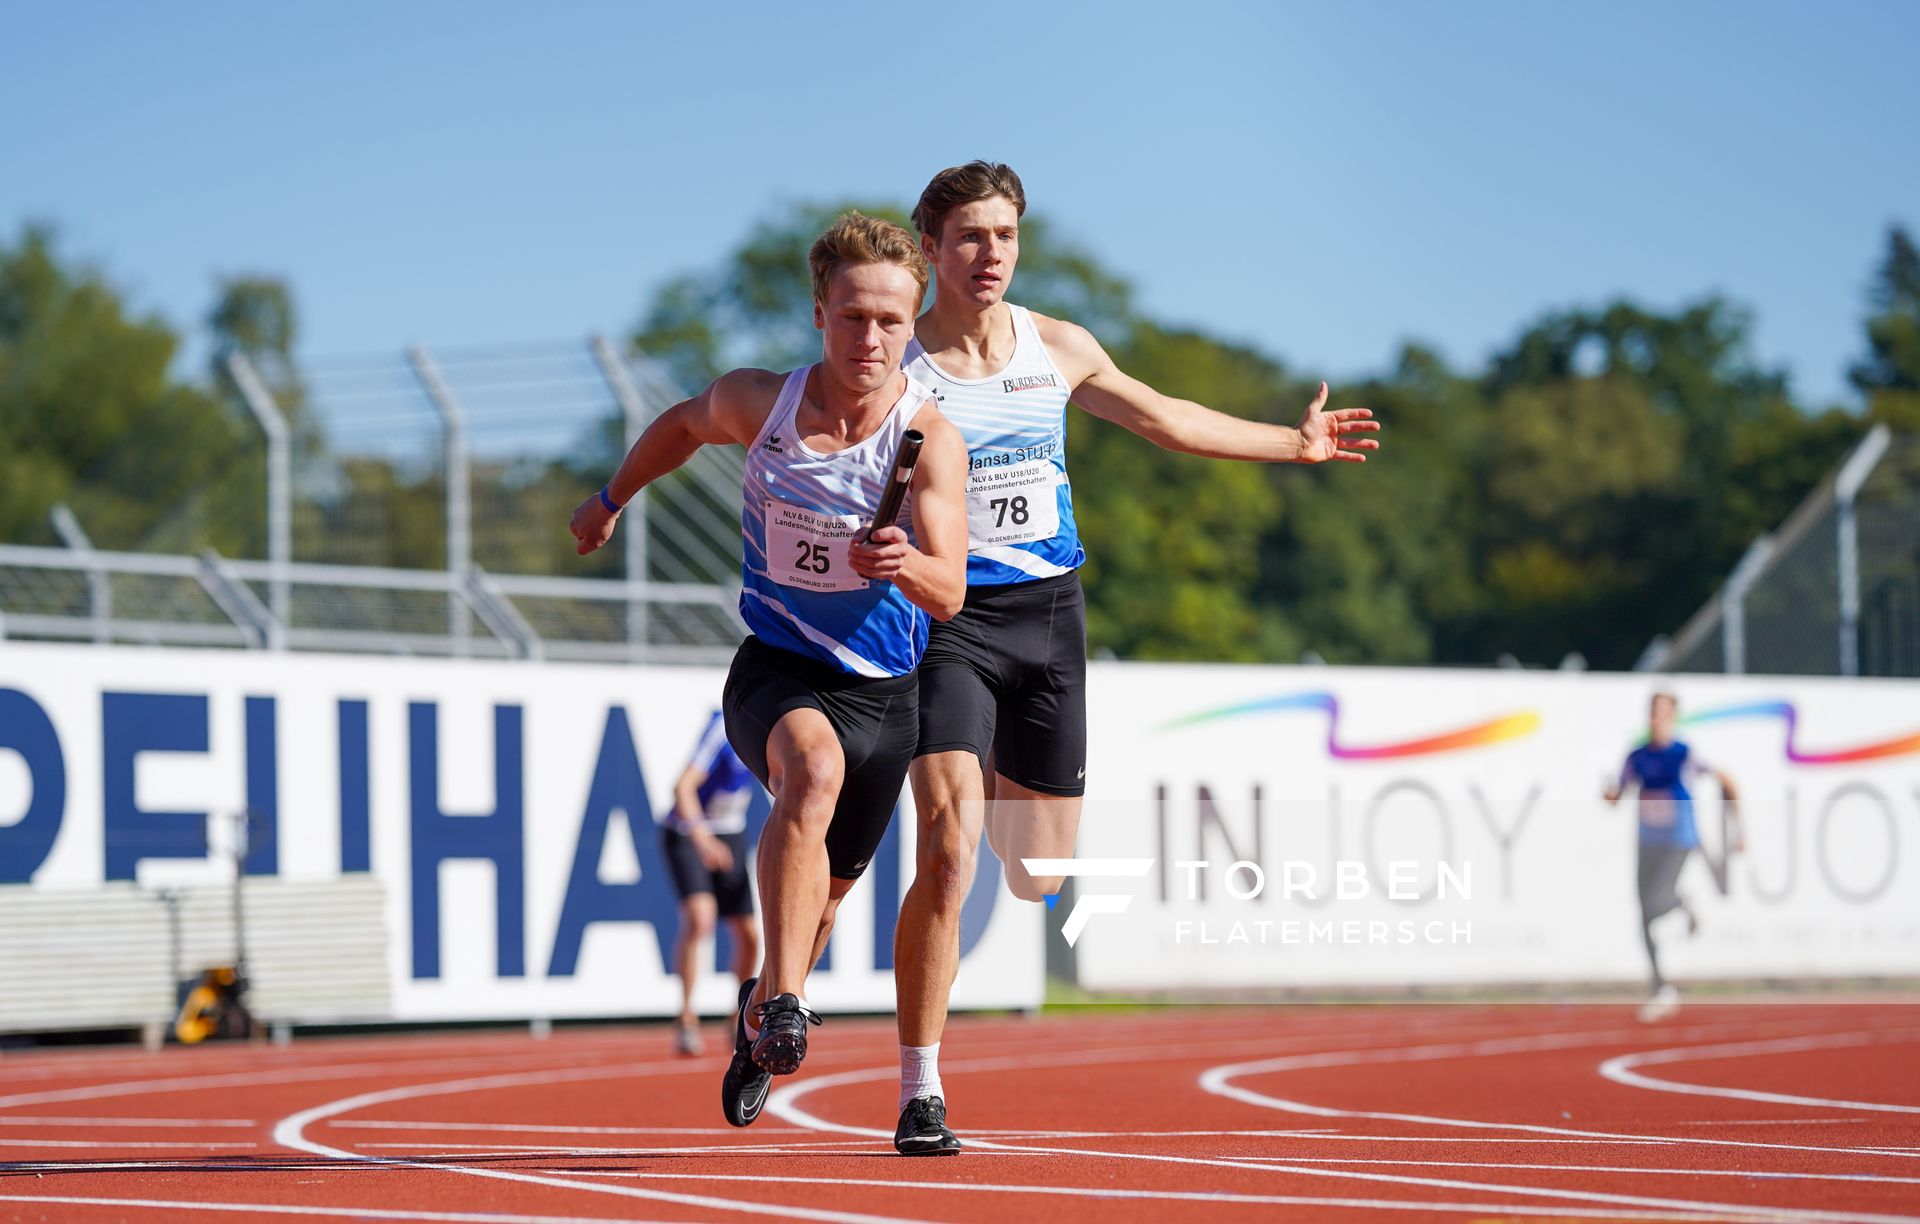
[917, 570, 1087, 797]
[721, 635, 916, 881]
[659, 827, 754, 917]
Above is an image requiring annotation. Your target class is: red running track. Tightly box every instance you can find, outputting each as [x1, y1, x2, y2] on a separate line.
[1, 1002, 1916, 1223]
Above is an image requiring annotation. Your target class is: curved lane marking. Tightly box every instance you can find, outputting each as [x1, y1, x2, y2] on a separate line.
[1599, 1030, 1920, 1114]
[270, 1059, 921, 1224]
[771, 1021, 1920, 1224]
[1198, 1024, 1920, 1161]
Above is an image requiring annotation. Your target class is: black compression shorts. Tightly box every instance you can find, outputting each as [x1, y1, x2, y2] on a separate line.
[660, 827, 754, 917]
[721, 635, 916, 881]
[917, 570, 1087, 797]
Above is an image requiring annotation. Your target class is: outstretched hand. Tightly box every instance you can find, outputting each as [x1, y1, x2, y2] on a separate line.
[1297, 382, 1380, 464]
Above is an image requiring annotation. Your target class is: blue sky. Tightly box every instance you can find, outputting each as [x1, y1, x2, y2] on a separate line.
[3, 1, 1914, 409]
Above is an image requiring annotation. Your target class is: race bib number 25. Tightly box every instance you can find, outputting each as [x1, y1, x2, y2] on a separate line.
[764, 502, 870, 593]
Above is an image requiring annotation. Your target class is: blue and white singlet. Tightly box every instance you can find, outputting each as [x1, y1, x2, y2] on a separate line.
[902, 303, 1084, 586]
[739, 366, 936, 678]
[1618, 741, 1712, 849]
[661, 711, 755, 835]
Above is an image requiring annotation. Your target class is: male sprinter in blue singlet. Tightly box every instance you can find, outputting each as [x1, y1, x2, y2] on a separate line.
[1605, 691, 1742, 1022]
[660, 710, 760, 1056]
[890, 161, 1382, 1155]
[571, 213, 968, 1127]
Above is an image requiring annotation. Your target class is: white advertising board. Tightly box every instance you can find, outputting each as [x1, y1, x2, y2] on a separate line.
[1068, 664, 1920, 990]
[0, 642, 1042, 1021]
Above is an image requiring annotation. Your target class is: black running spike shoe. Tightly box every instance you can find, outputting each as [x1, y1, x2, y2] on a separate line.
[720, 977, 772, 1127]
[894, 1095, 962, 1156]
[749, 992, 823, 1076]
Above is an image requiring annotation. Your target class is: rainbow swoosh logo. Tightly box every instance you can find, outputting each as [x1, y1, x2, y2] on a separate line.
[1672, 701, 1920, 765]
[1161, 691, 1541, 760]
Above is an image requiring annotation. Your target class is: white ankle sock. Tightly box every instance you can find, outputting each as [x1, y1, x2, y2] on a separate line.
[899, 1042, 943, 1113]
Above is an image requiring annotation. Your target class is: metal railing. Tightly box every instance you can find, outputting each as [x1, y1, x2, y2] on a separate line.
[0, 336, 749, 664]
[0, 545, 744, 663]
[1655, 426, 1919, 677]
[271, 336, 743, 587]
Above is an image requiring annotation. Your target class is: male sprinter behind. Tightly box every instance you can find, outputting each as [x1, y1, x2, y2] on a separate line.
[570, 213, 967, 1127]
[660, 709, 759, 1056]
[891, 162, 1381, 1155]
[1604, 691, 1742, 1022]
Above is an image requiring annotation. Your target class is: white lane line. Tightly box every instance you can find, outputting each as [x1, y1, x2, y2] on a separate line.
[1599, 1030, 1920, 1114]
[0, 1042, 660, 1086]
[0, 1115, 257, 1128]
[1222, 1154, 1920, 1185]
[271, 1062, 924, 1224]
[963, 1128, 1341, 1138]
[0, 1049, 720, 1112]
[326, 1128, 1336, 1143]
[527, 1171, 1754, 1221]
[770, 1033, 1920, 1224]
[0, 1138, 258, 1149]
[1199, 1027, 1920, 1161]
[1187, 1131, 1919, 1150]
[0, 1158, 384, 1174]
[351, 1139, 886, 1154]
[0, 1195, 708, 1224]
[0, 1038, 912, 1115]
[1672, 1118, 1873, 1126]
[330, 1120, 814, 1135]
[370, 1148, 885, 1159]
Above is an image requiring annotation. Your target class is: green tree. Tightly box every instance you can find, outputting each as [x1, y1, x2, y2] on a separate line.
[0, 225, 254, 555]
[1258, 345, 1487, 666]
[1076, 324, 1287, 661]
[1462, 296, 1859, 667]
[634, 202, 912, 388]
[1851, 224, 1920, 429]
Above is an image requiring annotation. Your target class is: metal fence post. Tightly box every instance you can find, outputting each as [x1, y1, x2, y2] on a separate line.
[1835, 424, 1892, 678]
[408, 346, 471, 655]
[224, 353, 292, 643]
[589, 335, 651, 659]
[50, 504, 108, 644]
[1722, 535, 1775, 675]
[197, 550, 273, 650]
[1632, 635, 1671, 672]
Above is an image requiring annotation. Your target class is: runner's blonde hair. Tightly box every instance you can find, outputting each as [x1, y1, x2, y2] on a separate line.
[809, 212, 930, 306]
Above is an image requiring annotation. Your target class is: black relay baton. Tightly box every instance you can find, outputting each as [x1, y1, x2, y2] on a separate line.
[864, 429, 925, 540]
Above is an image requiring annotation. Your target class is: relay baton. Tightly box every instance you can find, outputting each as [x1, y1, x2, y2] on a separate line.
[865, 429, 925, 539]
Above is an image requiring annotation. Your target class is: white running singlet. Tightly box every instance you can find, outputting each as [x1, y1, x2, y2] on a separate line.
[902, 303, 1084, 586]
[738, 366, 936, 678]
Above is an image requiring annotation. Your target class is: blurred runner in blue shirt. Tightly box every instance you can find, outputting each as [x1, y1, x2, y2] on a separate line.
[660, 711, 760, 1055]
[1605, 692, 1742, 1022]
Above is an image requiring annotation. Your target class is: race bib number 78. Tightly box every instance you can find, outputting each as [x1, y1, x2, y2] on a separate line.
[764, 502, 870, 593]
[967, 458, 1060, 549]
